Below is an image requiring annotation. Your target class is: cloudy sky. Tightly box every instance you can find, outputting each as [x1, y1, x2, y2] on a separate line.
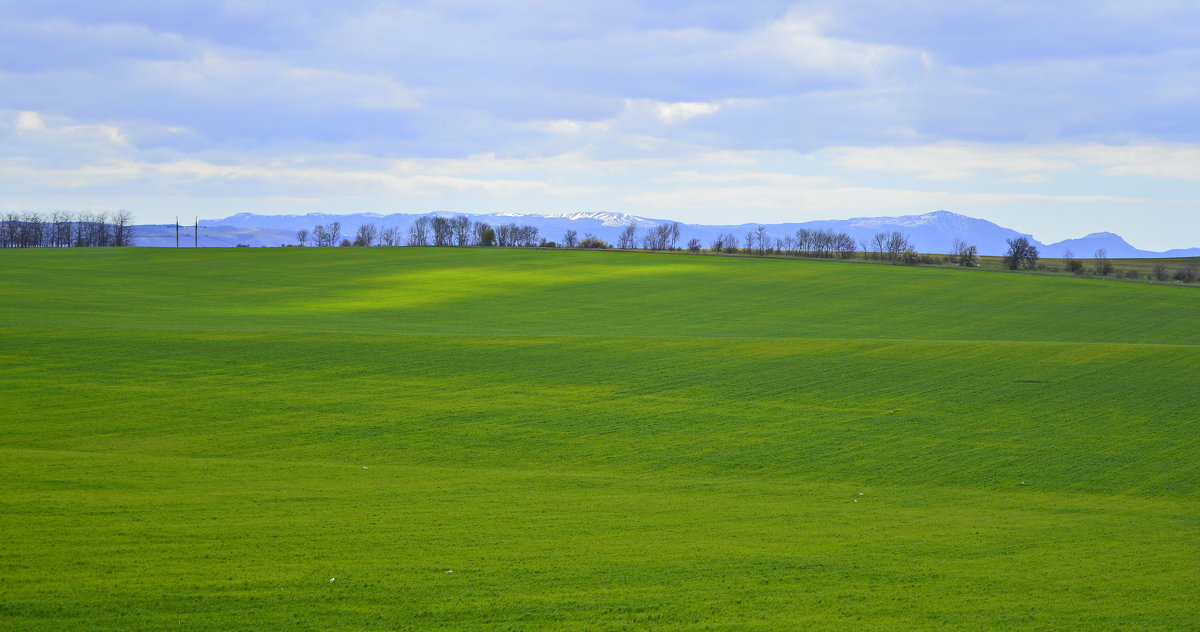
[2, 1, 1197, 249]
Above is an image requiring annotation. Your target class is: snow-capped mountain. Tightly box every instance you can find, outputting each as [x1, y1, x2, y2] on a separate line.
[543, 211, 656, 226]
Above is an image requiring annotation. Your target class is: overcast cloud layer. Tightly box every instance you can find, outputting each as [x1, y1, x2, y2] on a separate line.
[2, 1, 1197, 249]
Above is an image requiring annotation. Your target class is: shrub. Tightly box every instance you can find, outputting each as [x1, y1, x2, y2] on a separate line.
[577, 236, 609, 249]
[1065, 259, 1085, 274]
[955, 244, 979, 267]
[1173, 264, 1199, 283]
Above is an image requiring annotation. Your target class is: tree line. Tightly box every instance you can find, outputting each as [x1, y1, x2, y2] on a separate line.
[1, 211, 135, 248]
[286, 216, 1029, 271]
[572, 223, 1197, 282]
[4, 209, 1190, 283]
[296, 216, 543, 248]
[285, 215, 1196, 283]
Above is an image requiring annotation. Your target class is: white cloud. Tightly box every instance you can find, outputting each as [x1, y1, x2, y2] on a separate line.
[1075, 144, 1200, 180]
[15, 111, 47, 131]
[2, 110, 131, 162]
[653, 101, 721, 124]
[137, 53, 422, 111]
[824, 141, 1200, 182]
[745, 10, 929, 81]
[2, 103, 1197, 251]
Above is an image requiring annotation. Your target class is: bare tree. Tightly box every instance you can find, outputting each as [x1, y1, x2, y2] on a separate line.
[1093, 248, 1113, 276]
[47, 212, 67, 247]
[451, 215, 471, 246]
[407, 216, 431, 246]
[379, 226, 399, 246]
[956, 242, 979, 267]
[431, 216, 453, 246]
[563, 229, 578, 248]
[1003, 237, 1039, 270]
[472, 220, 491, 246]
[25, 212, 45, 247]
[865, 232, 885, 261]
[1062, 248, 1083, 273]
[517, 224, 539, 247]
[1, 212, 15, 247]
[668, 222, 681, 249]
[885, 232, 911, 263]
[296, 228, 309, 246]
[951, 238, 966, 263]
[354, 223, 378, 247]
[833, 232, 856, 259]
[643, 224, 674, 250]
[496, 223, 514, 247]
[795, 229, 812, 256]
[687, 238, 702, 252]
[112, 210, 134, 246]
[618, 221, 638, 249]
[750, 226, 770, 254]
[312, 224, 330, 247]
[492, 223, 538, 247]
[0, 211, 133, 248]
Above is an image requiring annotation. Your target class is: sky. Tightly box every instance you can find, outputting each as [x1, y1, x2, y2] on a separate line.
[1, 1, 1197, 250]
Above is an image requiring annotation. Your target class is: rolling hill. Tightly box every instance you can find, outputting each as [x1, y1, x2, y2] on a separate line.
[1, 247, 1197, 630]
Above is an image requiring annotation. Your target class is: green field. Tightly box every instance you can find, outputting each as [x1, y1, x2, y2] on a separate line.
[1, 247, 1197, 630]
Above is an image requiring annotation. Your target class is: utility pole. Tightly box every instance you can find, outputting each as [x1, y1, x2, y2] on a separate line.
[175, 217, 179, 248]
[194, 217, 198, 248]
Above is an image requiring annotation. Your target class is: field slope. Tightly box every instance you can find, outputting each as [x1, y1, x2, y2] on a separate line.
[1, 247, 1197, 630]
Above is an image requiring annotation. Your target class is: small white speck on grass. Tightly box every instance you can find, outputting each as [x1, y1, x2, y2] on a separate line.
[853, 499, 858, 502]
[363, 466, 368, 469]
[445, 570, 453, 573]
[329, 578, 335, 582]
[858, 493, 865, 496]
[1019, 481, 1027, 485]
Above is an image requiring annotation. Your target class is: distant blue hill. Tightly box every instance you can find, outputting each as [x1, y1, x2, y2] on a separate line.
[132, 210, 1198, 258]
[1043, 232, 1200, 259]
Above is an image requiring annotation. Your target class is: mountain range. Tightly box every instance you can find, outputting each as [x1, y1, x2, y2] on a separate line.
[131, 210, 1199, 258]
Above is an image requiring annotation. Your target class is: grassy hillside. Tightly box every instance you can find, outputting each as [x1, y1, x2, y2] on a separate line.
[1, 247, 1197, 630]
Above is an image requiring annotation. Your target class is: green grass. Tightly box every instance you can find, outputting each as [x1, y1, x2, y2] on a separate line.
[1, 247, 1197, 630]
